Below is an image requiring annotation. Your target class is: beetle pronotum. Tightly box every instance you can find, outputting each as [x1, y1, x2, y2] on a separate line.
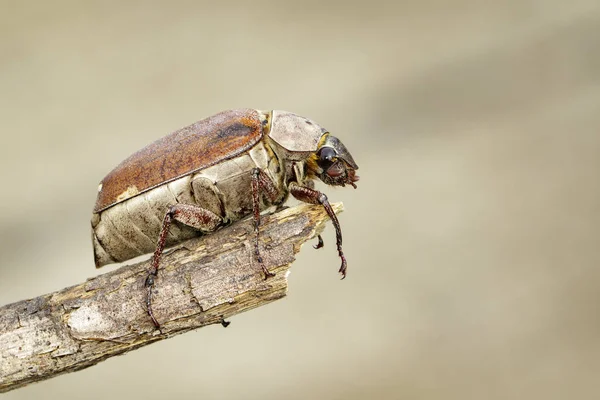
[91, 109, 359, 327]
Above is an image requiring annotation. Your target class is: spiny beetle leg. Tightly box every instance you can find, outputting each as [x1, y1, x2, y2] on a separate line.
[251, 168, 280, 279]
[289, 183, 347, 278]
[145, 204, 222, 328]
[313, 234, 324, 249]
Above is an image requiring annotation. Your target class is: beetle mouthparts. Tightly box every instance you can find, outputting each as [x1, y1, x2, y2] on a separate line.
[347, 171, 359, 189]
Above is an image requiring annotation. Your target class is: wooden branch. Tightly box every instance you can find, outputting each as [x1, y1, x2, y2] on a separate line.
[0, 203, 343, 393]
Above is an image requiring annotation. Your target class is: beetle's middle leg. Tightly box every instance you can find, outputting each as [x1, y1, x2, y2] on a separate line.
[251, 168, 281, 279]
[145, 203, 221, 328]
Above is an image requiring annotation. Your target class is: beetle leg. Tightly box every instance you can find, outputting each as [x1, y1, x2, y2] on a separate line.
[251, 168, 280, 279]
[289, 183, 347, 278]
[145, 203, 222, 328]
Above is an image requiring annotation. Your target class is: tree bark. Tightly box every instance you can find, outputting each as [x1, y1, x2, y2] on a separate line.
[0, 203, 343, 393]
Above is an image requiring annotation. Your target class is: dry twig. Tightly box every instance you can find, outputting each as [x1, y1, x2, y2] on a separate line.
[0, 203, 343, 393]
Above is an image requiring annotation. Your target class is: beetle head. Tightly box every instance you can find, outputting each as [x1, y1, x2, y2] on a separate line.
[309, 134, 359, 188]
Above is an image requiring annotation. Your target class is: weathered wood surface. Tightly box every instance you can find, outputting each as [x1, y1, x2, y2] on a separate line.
[0, 203, 343, 393]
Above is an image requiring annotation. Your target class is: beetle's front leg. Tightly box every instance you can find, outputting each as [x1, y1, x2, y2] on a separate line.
[251, 168, 280, 279]
[289, 183, 347, 278]
[145, 203, 221, 328]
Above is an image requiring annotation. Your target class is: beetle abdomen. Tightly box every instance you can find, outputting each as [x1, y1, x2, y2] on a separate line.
[92, 141, 285, 267]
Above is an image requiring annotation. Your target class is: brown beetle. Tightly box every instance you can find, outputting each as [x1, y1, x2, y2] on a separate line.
[91, 109, 359, 327]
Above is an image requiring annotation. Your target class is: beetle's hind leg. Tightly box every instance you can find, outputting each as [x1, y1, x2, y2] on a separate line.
[251, 168, 281, 279]
[145, 204, 221, 328]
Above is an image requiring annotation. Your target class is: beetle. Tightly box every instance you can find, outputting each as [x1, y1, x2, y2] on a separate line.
[91, 109, 359, 327]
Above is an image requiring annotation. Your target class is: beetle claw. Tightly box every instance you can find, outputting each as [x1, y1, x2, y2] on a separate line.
[313, 234, 324, 250]
[338, 256, 347, 279]
[145, 284, 161, 330]
[261, 264, 276, 280]
[263, 271, 276, 280]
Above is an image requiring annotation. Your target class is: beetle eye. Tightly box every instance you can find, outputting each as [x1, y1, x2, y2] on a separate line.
[317, 147, 336, 171]
[318, 147, 336, 162]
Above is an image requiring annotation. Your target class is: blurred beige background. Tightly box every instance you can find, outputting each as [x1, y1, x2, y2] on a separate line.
[1, 1, 600, 399]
